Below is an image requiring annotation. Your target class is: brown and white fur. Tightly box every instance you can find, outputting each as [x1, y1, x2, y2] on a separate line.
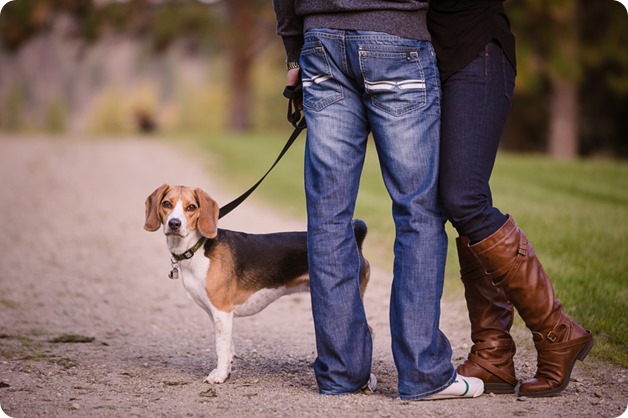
[144, 184, 370, 383]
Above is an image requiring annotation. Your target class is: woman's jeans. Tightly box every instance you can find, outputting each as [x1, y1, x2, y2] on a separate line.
[439, 41, 516, 243]
[300, 29, 454, 399]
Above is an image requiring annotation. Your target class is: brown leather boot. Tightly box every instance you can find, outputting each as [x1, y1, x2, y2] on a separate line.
[456, 236, 518, 394]
[469, 216, 594, 397]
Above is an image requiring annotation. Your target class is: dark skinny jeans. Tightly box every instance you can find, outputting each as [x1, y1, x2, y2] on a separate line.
[439, 40, 516, 244]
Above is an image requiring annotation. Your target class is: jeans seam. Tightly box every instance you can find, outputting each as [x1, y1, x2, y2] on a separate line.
[341, 33, 348, 74]
[484, 44, 489, 77]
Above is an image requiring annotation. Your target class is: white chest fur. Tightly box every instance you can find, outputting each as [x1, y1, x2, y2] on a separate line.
[179, 256, 213, 314]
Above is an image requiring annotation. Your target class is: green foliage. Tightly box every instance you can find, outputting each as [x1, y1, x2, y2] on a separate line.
[88, 88, 135, 134]
[191, 132, 628, 366]
[0, 86, 24, 131]
[44, 100, 67, 133]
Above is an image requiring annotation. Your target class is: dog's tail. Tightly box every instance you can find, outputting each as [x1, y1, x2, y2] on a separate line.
[352, 219, 368, 249]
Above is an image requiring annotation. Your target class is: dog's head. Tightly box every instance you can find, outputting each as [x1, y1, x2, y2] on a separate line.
[144, 184, 219, 239]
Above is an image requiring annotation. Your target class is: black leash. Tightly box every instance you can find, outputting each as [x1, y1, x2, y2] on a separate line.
[218, 84, 306, 219]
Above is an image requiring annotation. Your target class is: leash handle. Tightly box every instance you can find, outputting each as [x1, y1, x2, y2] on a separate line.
[283, 83, 306, 129]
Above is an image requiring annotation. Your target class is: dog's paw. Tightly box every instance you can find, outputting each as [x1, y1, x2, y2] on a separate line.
[204, 369, 230, 384]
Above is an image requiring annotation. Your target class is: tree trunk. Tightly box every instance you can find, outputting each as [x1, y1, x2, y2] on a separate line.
[228, 49, 252, 131]
[226, 0, 254, 131]
[548, 78, 579, 159]
[546, 0, 579, 160]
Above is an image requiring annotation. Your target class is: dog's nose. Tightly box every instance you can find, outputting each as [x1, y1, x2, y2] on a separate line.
[168, 218, 181, 231]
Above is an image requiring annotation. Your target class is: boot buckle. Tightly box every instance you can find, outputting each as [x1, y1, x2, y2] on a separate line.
[518, 241, 528, 256]
[547, 330, 558, 342]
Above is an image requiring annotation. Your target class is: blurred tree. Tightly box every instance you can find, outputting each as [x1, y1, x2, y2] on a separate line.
[1, 0, 626, 148]
[507, 0, 628, 158]
[0, 0, 276, 131]
[224, 0, 276, 131]
[0, 0, 224, 55]
[0, 0, 94, 51]
[578, 0, 628, 157]
[547, 1, 579, 159]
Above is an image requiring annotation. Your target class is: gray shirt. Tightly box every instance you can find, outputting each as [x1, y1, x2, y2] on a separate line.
[273, 0, 431, 62]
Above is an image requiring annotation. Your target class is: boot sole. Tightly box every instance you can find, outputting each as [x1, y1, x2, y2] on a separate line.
[519, 337, 595, 398]
[485, 382, 516, 394]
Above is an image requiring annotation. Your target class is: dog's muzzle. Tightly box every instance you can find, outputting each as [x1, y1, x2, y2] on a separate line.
[168, 218, 182, 231]
[166, 218, 186, 236]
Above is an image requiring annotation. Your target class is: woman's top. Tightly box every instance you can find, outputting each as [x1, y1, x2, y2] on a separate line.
[427, 0, 516, 80]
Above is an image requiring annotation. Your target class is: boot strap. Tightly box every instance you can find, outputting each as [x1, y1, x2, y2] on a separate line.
[462, 229, 527, 283]
[534, 330, 593, 351]
[461, 267, 489, 283]
[471, 340, 514, 352]
[487, 234, 528, 285]
[467, 340, 519, 387]
[467, 352, 519, 387]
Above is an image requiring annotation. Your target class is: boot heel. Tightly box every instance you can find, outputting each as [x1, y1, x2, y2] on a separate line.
[577, 337, 595, 361]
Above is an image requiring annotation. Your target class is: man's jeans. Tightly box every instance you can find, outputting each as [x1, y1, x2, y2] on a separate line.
[300, 29, 455, 399]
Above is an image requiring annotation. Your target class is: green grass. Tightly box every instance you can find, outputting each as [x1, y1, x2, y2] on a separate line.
[183, 131, 628, 367]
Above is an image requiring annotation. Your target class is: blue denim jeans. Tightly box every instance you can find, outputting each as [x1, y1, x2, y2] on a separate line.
[300, 29, 455, 399]
[439, 41, 516, 243]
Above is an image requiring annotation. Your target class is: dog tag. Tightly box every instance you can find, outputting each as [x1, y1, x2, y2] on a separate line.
[168, 264, 179, 280]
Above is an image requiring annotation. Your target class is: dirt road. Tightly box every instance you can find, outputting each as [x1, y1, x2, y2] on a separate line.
[0, 137, 625, 417]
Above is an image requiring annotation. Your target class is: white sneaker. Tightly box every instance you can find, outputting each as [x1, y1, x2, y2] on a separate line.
[367, 373, 378, 392]
[360, 373, 378, 393]
[422, 374, 484, 400]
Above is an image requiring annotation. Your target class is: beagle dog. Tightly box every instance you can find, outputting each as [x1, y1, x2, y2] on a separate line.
[144, 184, 370, 383]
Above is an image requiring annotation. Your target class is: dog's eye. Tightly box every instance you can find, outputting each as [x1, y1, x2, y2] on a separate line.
[186, 204, 197, 212]
[162, 201, 173, 209]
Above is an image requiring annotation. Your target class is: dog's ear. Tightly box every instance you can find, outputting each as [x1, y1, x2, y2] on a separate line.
[144, 184, 170, 232]
[195, 188, 219, 238]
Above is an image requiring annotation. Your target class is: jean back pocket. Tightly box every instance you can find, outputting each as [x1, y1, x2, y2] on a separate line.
[359, 45, 427, 116]
[300, 40, 344, 112]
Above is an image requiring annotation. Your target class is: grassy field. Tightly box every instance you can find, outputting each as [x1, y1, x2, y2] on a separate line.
[185, 131, 628, 367]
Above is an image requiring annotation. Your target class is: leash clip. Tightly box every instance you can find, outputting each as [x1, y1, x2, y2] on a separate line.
[169, 258, 179, 280]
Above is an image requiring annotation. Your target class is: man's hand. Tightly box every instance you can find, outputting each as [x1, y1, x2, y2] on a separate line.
[287, 67, 301, 87]
[283, 67, 304, 126]
[283, 67, 303, 117]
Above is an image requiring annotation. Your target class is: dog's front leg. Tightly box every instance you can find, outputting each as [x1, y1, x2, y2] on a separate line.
[205, 309, 235, 384]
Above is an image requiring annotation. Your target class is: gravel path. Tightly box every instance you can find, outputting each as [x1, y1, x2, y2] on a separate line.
[0, 136, 625, 418]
